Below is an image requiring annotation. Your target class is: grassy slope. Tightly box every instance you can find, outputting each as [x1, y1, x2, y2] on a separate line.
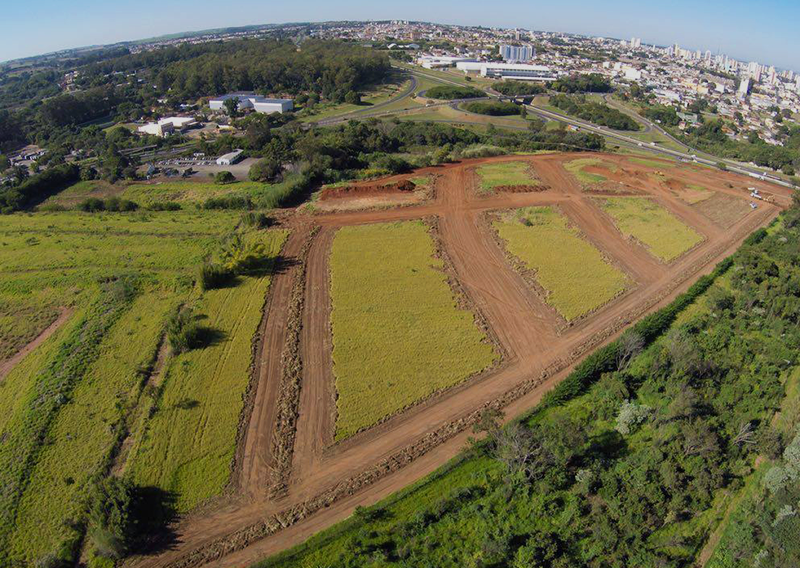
[494, 207, 629, 320]
[330, 221, 497, 440]
[563, 157, 614, 184]
[599, 197, 704, 262]
[128, 230, 287, 512]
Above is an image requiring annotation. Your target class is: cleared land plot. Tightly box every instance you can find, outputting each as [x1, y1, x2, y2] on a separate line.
[694, 192, 753, 228]
[128, 230, 287, 512]
[330, 221, 497, 440]
[493, 207, 629, 320]
[563, 157, 617, 185]
[629, 157, 675, 169]
[674, 183, 713, 205]
[475, 161, 538, 193]
[599, 197, 704, 262]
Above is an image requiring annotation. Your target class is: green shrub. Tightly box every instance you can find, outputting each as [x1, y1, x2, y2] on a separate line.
[146, 201, 182, 211]
[198, 263, 234, 291]
[425, 86, 485, 100]
[462, 101, 521, 116]
[214, 171, 236, 185]
[79, 197, 106, 212]
[203, 195, 252, 210]
[240, 211, 273, 229]
[86, 476, 136, 559]
[166, 306, 201, 354]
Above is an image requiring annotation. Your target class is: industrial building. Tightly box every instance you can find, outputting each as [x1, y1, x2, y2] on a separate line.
[416, 55, 477, 69]
[216, 149, 245, 166]
[209, 93, 294, 114]
[137, 116, 197, 137]
[479, 63, 557, 82]
[499, 45, 534, 63]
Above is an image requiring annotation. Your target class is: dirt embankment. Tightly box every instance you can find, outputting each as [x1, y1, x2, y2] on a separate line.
[319, 179, 417, 200]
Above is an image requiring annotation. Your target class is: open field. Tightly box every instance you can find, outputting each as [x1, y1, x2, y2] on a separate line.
[693, 192, 753, 228]
[0, 209, 286, 563]
[15, 152, 788, 568]
[128, 233, 286, 511]
[598, 196, 705, 261]
[563, 156, 617, 185]
[493, 206, 629, 320]
[330, 221, 497, 440]
[474, 161, 539, 193]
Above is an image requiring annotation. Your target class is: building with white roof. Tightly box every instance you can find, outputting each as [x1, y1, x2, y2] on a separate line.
[479, 63, 557, 82]
[209, 93, 293, 114]
[137, 116, 197, 137]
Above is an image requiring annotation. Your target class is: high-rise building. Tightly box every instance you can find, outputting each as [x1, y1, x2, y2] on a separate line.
[738, 77, 751, 100]
[499, 44, 534, 62]
[748, 61, 761, 82]
[629, 37, 641, 49]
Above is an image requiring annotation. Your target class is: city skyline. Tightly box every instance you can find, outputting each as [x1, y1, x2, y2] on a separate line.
[2, 0, 799, 72]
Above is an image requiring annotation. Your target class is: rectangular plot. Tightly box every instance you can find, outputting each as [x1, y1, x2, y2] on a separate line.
[330, 221, 498, 441]
[599, 197, 704, 262]
[494, 207, 629, 321]
[475, 161, 538, 193]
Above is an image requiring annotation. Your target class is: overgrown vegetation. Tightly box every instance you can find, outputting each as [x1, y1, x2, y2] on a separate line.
[550, 94, 640, 131]
[424, 86, 485, 100]
[462, 101, 521, 116]
[475, 161, 538, 192]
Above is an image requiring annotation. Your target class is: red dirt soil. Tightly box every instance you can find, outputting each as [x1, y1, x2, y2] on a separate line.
[124, 153, 790, 568]
[318, 179, 417, 200]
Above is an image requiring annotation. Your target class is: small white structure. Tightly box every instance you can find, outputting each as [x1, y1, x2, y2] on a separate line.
[417, 56, 476, 69]
[209, 93, 293, 114]
[216, 149, 244, 166]
[137, 116, 197, 137]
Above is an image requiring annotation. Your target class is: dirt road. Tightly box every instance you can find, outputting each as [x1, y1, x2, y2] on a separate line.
[125, 153, 788, 568]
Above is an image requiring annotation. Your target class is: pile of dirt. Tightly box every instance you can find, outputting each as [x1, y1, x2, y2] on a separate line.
[493, 184, 548, 193]
[319, 179, 417, 201]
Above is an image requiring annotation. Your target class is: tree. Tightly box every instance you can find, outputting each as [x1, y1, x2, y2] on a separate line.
[223, 97, 240, 117]
[344, 90, 361, 105]
[86, 477, 136, 559]
[249, 157, 282, 183]
[214, 170, 236, 185]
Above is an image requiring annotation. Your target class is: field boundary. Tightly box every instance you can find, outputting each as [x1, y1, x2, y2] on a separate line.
[0, 307, 73, 382]
[268, 227, 319, 499]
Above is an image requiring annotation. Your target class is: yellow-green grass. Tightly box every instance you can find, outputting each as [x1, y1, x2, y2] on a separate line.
[494, 207, 629, 320]
[330, 221, 497, 440]
[629, 157, 673, 169]
[6, 293, 175, 563]
[121, 180, 283, 205]
[128, 230, 287, 512]
[681, 183, 713, 204]
[563, 157, 616, 185]
[599, 197, 704, 262]
[297, 79, 410, 123]
[475, 161, 537, 193]
[0, 300, 61, 361]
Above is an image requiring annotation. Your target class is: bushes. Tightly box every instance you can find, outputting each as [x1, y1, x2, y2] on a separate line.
[203, 195, 252, 210]
[493, 81, 546, 97]
[0, 163, 80, 213]
[214, 171, 236, 185]
[78, 197, 139, 212]
[462, 101, 521, 116]
[166, 306, 201, 354]
[550, 73, 612, 93]
[249, 158, 283, 183]
[425, 86, 485, 100]
[240, 211, 274, 229]
[198, 263, 234, 291]
[146, 201, 181, 211]
[458, 145, 509, 159]
[86, 477, 136, 560]
[550, 94, 640, 131]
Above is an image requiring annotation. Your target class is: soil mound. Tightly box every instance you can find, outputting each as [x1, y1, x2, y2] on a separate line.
[320, 180, 417, 201]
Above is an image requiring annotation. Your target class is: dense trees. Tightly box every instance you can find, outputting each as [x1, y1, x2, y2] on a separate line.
[551, 73, 612, 93]
[550, 94, 640, 131]
[492, 81, 546, 97]
[424, 86, 485, 100]
[0, 163, 79, 213]
[462, 101, 521, 116]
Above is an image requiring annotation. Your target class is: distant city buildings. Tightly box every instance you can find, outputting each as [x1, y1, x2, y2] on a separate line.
[499, 44, 534, 62]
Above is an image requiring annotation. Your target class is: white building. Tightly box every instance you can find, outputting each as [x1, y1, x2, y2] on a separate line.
[209, 93, 293, 114]
[479, 63, 556, 82]
[216, 149, 244, 166]
[499, 45, 534, 62]
[455, 61, 486, 73]
[417, 55, 476, 69]
[137, 116, 197, 137]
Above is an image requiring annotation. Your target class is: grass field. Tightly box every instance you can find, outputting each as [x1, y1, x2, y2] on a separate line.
[563, 157, 616, 185]
[628, 157, 674, 169]
[128, 230, 287, 512]
[0, 210, 284, 562]
[494, 207, 629, 320]
[676, 183, 713, 204]
[599, 197, 704, 261]
[330, 221, 497, 440]
[475, 161, 538, 193]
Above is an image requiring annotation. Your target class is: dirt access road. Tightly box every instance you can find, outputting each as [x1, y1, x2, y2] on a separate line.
[126, 153, 789, 568]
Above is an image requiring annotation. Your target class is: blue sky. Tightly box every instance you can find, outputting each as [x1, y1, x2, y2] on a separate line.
[2, 0, 798, 71]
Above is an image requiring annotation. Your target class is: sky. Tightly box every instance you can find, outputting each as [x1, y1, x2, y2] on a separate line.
[2, 0, 799, 71]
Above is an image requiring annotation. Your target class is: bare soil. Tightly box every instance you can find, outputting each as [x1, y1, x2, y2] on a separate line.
[0, 307, 73, 382]
[123, 153, 790, 568]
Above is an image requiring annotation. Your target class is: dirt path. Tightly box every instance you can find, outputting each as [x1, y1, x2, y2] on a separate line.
[0, 307, 73, 382]
[125, 153, 790, 568]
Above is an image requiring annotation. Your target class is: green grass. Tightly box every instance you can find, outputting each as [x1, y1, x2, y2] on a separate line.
[563, 157, 617, 185]
[628, 157, 673, 169]
[494, 207, 629, 320]
[128, 230, 287, 512]
[6, 293, 175, 562]
[121, 180, 284, 206]
[475, 161, 537, 193]
[599, 197, 705, 262]
[330, 221, 498, 440]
